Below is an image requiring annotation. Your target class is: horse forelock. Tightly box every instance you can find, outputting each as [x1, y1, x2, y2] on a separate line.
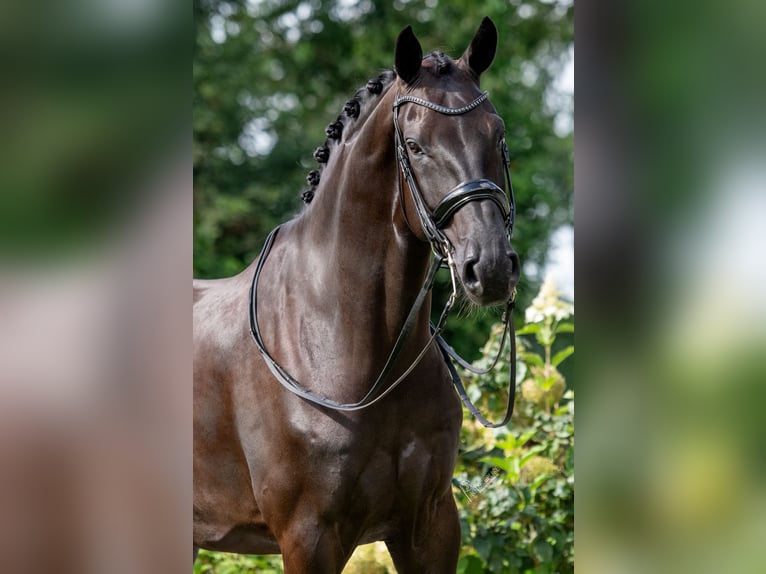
[428, 51, 454, 76]
[301, 70, 396, 204]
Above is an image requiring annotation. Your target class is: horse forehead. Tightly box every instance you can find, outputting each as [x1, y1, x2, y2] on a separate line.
[405, 106, 501, 141]
[420, 53, 470, 81]
[401, 83, 499, 127]
[417, 80, 484, 108]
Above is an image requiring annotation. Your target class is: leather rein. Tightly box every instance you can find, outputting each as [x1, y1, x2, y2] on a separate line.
[249, 90, 518, 428]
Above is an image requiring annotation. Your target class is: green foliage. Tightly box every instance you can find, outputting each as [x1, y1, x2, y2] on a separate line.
[194, 550, 284, 573]
[453, 278, 574, 573]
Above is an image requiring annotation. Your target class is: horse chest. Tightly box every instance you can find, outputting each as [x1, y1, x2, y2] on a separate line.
[248, 405, 454, 505]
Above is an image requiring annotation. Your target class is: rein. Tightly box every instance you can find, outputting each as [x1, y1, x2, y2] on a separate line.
[250, 227, 458, 411]
[248, 89, 518, 427]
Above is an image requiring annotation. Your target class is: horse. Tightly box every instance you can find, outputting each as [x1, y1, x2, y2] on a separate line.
[193, 17, 520, 572]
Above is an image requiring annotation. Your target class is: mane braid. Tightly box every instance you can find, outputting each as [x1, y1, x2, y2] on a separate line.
[301, 70, 396, 203]
[430, 51, 453, 76]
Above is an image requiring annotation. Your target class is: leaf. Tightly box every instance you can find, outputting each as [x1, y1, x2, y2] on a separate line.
[556, 322, 575, 333]
[495, 434, 516, 451]
[514, 429, 537, 449]
[520, 352, 544, 368]
[496, 428, 535, 454]
[473, 536, 492, 561]
[530, 472, 555, 492]
[457, 554, 484, 574]
[489, 550, 508, 572]
[520, 445, 547, 466]
[532, 538, 553, 563]
[485, 456, 511, 473]
[551, 345, 574, 366]
[516, 323, 542, 335]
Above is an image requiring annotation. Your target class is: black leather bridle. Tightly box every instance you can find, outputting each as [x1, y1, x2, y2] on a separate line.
[249, 90, 518, 428]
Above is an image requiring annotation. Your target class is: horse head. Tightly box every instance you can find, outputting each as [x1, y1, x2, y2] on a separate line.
[393, 17, 520, 306]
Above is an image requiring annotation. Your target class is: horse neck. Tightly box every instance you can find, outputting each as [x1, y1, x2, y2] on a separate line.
[296, 86, 432, 337]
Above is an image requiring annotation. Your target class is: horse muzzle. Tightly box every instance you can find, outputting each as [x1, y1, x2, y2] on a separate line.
[429, 180, 519, 306]
[457, 237, 519, 306]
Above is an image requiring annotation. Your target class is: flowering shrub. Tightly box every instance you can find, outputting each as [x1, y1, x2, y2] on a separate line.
[453, 275, 574, 573]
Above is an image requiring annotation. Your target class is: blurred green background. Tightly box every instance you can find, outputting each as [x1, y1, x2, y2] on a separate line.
[576, 0, 766, 572]
[0, 0, 188, 261]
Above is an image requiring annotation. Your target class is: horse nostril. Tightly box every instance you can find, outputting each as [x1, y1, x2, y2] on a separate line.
[463, 256, 482, 293]
[508, 251, 521, 284]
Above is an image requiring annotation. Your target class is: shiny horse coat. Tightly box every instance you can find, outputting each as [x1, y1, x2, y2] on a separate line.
[194, 18, 519, 572]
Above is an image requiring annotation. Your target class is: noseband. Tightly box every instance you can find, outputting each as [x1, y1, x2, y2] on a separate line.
[249, 89, 518, 428]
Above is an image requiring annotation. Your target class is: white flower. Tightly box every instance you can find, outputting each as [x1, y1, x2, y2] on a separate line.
[524, 274, 574, 323]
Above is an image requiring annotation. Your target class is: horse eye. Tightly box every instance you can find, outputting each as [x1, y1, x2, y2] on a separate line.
[406, 140, 423, 155]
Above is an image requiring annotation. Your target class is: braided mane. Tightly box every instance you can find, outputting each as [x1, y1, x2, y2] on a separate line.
[300, 51, 458, 204]
[300, 69, 396, 203]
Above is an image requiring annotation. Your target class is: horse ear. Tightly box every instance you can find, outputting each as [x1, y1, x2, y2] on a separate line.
[462, 17, 498, 78]
[394, 25, 423, 85]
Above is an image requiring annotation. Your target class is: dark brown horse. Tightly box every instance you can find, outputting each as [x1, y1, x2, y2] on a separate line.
[194, 18, 520, 572]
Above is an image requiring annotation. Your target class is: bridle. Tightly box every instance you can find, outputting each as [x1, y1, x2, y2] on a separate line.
[393, 89, 517, 428]
[249, 89, 518, 428]
[392, 90, 516, 247]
